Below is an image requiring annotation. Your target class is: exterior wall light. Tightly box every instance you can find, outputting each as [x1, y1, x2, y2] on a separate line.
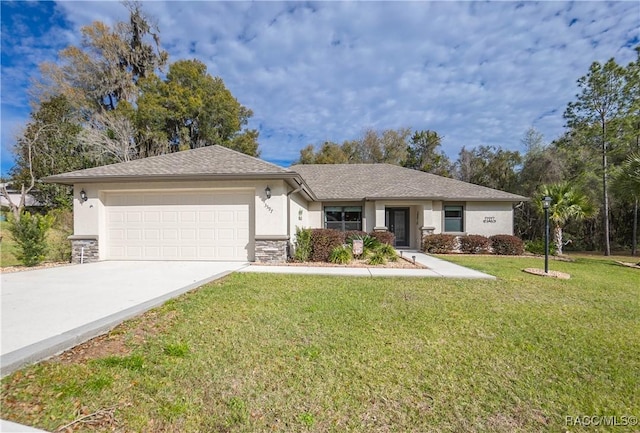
[265, 186, 271, 199]
[80, 190, 88, 202]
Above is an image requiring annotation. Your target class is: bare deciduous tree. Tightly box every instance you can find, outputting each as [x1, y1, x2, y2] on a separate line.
[78, 111, 137, 163]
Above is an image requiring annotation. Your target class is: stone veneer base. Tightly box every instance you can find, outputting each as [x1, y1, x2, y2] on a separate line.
[68, 236, 99, 264]
[255, 237, 289, 264]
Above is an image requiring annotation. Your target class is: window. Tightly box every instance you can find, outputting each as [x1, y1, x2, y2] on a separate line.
[324, 206, 362, 231]
[444, 205, 464, 232]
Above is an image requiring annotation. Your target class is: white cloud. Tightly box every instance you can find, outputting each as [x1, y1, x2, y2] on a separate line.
[2, 0, 638, 174]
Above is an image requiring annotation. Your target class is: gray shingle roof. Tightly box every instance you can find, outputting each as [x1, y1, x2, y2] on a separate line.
[45, 145, 295, 183]
[290, 164, 527, 201]
[45, 146, 526, 202]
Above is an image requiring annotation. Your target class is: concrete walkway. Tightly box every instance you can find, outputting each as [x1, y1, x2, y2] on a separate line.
[241, 250, 495, 279]
[1, 253, 491, 432]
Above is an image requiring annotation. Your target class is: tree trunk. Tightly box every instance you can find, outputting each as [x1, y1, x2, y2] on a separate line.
[633, 198, 638, 257]
[602, 118, 611, 256]
[554, 225, 564, 256]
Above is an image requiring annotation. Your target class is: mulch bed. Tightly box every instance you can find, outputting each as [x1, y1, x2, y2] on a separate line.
[522, 268, 571, 279]
[258, 256, 426, 269]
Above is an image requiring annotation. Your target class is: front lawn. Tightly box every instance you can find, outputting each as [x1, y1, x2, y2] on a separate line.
[2, 255, 639, 432]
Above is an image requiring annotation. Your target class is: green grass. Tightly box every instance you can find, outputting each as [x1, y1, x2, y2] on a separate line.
[0, 220, 20, 267]
[1, 255, 639, 432]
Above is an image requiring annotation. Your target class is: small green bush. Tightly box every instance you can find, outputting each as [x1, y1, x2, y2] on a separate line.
[370, 230, 395, 245]
[293, 227, 312, 262]
[459, 235, 491, 254]
[490, 234, 524, 255]
[7, 212, 54, 266]
[328, 245, 353, 264]
[422, 234, 457, 254]
[377, 243, 398, 261]
[525, 239, 557, 256]
[367, 251, 387, 265]
[310, 229, 345, 262]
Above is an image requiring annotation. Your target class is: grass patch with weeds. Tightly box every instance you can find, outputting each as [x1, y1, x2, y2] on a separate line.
[1, 254, 639, 432]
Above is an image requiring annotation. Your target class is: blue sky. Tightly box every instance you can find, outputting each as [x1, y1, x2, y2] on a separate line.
[1, 1, 638, 176]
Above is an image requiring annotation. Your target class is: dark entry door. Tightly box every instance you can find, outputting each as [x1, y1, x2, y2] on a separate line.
[386, 208, 410, 247]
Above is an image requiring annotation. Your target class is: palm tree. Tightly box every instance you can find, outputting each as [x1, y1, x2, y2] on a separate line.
[613, 153, 640, 256]
[536, 183, 596, 255]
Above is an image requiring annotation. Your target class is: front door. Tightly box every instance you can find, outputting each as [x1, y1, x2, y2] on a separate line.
[385, 207, 410, 247]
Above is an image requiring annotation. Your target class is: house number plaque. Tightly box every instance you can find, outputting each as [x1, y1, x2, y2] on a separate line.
[483, 216, 496, 223]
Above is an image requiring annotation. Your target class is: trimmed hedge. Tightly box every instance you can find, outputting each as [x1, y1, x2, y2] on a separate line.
[422, 234, 457, 254]
[459, 235, 491, 254]
[310, 229, 345, 262]
[344, 230, 368, 242]
[370, 231, 395, 246]
[490, 234, 524, 255]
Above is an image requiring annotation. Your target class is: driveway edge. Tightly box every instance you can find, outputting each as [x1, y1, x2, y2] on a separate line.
[0, 266, 243, 377]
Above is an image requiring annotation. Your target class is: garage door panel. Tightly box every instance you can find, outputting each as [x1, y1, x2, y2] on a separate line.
[162, 246, 179, 258]
[199, 228, 215, 240]
[144, 229, 160, 240]
[109, 229, 125, 241]
[126, 212, 142, 223]
[163, 229, 179, 240]
[163, 211, 178, 223]
[144, 211, 161, 223]
[180, 211, 197, 223]
[199, 211, 215, 222]
[106, 191, 252, 260]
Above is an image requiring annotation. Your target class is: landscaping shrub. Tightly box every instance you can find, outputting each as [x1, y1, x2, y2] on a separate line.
[459, 235, 491, 254]
[490, 234, 524, 255]
[525, 238, 557, 256]
[367, 251, 387, 265]
[377, 243, 398, 262]
[422, 234, 457, 254]
[293, 227, 312, 262]
[310, 229, 345, 262]
[370, 230, 395, 245]
[7, 212, 54, 266]
[328, 245, 353, 264]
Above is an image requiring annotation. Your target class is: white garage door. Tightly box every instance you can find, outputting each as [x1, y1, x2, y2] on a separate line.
[105, 191, 252, 261]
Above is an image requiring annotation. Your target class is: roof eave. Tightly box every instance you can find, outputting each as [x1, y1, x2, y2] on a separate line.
[317, 196, 528, 202]
[44, 172, 300, 185]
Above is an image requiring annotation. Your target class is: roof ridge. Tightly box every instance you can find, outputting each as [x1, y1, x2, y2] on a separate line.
[215, 145, 291, 172]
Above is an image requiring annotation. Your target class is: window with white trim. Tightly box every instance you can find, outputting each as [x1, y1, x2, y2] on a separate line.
[324, 206, 362, 231]
[444, 205, 464, 232]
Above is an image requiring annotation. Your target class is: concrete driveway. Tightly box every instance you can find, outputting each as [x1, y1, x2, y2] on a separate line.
[1, 261, 248, 376]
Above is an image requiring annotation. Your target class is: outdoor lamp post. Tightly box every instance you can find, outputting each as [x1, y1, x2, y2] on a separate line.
[542, 196, 552, 274]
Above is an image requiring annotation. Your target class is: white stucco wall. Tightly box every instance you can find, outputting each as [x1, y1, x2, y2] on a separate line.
[289, 190, 309, 244]
[432, 201, 443, 234]
[307, 202, 322, 228]
[464, 201, 514, 236]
